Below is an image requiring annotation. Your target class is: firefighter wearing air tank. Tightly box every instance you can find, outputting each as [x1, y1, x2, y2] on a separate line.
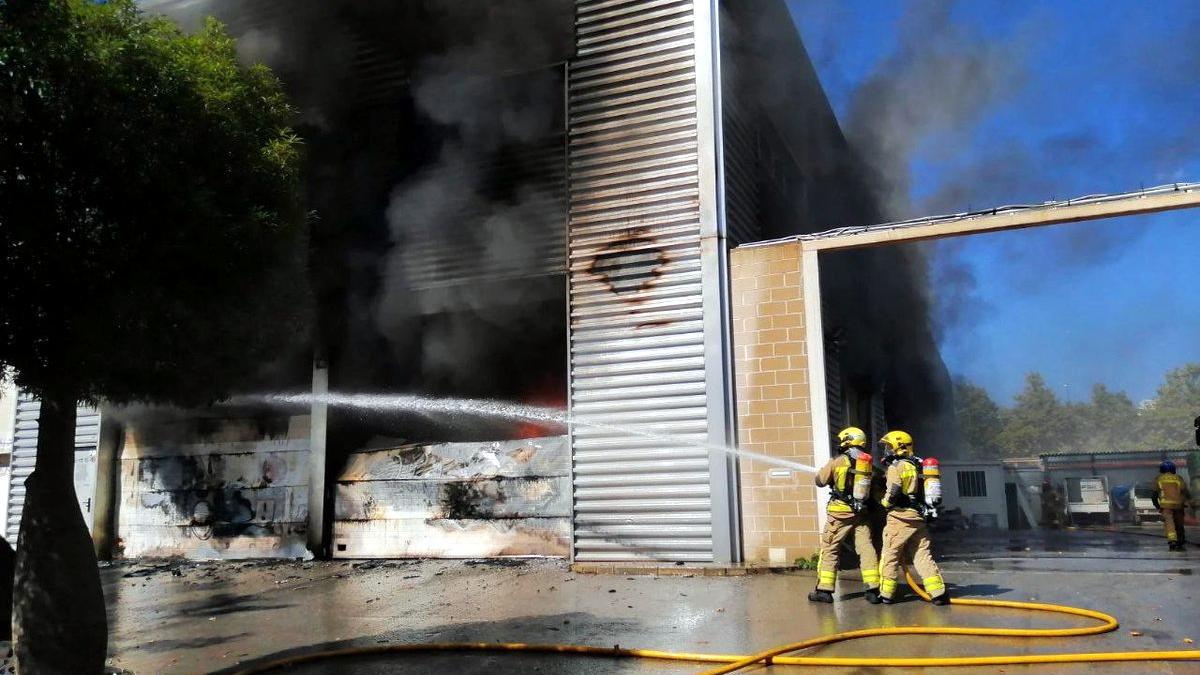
[808, 426, 881, 604]
[876, 430, 949, 605]
[1153, 460, 1193, 552]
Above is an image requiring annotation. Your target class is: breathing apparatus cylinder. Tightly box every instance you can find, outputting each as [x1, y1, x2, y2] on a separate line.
[852, 451, 873, 505]
[921, 457, 942, 519]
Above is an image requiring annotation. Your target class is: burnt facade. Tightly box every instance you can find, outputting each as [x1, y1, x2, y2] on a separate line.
[2, 0, 955, 563]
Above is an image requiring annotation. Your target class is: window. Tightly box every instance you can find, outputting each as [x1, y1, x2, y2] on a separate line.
[957, 470, 987, 498]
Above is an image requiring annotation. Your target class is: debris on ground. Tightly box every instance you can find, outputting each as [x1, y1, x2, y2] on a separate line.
[464, 558, 527, 568]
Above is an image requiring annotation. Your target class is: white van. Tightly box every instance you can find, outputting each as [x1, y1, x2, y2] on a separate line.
[1065, 476, 1111, 526]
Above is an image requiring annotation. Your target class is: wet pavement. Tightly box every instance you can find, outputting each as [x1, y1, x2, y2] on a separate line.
[103, 527, 1200, 674]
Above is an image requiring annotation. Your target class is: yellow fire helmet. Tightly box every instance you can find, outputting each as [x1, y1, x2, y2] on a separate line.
[837, 426, 867, 449]
[878, 430, 914, 456]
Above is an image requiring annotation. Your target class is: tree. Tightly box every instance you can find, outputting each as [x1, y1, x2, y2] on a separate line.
[997, 373, 1075, 456]
[1077, 383, 1141, 451]
[1142, 364, 1200, 448]
[0, 2, 305, 671]
[952, 377, 1004, 458]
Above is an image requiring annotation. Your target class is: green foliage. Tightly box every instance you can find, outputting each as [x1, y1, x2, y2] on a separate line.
[956, 365, 1200, 457]
[953, 377, 1003, 458]
[793, 552, 820, 570]
[996, 373, 1074, 455]
[1078, 384, 1141, 450]
[0, 0, 307, 405]
[1141, 364, 1200, 447]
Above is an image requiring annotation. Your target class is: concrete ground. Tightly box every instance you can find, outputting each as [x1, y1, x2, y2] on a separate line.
[103, 527, 1200, 674]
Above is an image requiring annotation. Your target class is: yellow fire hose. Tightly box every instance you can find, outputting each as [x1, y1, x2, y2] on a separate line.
[233, 570, 1200, 674]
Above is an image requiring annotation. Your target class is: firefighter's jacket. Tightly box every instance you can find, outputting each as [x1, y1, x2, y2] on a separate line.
[881, 458, 922, 520]
[815, 452, 867, 515]
[1154, 473, 1191, 510]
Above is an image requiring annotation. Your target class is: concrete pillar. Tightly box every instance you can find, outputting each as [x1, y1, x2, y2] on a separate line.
[307, 360, 329, 557]
[90, 416, 122, 561]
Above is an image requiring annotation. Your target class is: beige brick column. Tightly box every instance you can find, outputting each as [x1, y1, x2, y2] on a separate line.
[730, 242, 822, 565]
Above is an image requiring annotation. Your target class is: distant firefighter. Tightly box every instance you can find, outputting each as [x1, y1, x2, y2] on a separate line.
[1153, 461, 1193, 552]
[808, 427, 881, 604]
[1041, 479, 1063, 528]
[876, 430, 949, 605]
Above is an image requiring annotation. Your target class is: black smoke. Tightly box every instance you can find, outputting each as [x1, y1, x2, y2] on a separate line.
[144, 0, 573, 421]
[722, 0, 963, 451]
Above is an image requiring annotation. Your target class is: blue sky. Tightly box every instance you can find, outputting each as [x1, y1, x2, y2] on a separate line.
[787, 0, 1200, 404]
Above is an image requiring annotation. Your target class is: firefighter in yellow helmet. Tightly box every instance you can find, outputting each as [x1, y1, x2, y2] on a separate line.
[876, 430, 949, 605]
[1153, 461, 1193, 551]
[808, 426, 882, 604]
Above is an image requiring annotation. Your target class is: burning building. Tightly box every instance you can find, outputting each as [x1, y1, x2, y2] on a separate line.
[7, 0, 956, 566]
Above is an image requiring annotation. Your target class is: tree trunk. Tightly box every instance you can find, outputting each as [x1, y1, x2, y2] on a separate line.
[13, 394, 108, 674]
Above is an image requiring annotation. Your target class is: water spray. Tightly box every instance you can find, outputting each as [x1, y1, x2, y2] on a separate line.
[233, 391, 818, 474]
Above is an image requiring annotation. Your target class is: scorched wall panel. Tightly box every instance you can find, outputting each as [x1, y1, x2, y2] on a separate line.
[332, 437, 571, 558]
[116, 417, 311, 559]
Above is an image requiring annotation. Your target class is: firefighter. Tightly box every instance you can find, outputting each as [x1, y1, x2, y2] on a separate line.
[876, 430, 949, 605]
[807, 426, 882, 604]
[1041, 479, 1062, 528]
[1153, 461, 1192, 551]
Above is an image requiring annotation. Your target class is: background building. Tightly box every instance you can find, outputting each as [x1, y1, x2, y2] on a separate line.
[937, 460, 1009, 530]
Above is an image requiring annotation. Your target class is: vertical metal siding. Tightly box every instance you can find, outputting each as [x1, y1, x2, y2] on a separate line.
[568, 0, 722, 562]
[870, 393, 887, 450]
[6, 396, 101, 540]
[822, 299, 845, 435]
[721, 103, 762, 246]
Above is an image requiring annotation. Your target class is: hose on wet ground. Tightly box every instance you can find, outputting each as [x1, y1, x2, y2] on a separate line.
[232, 570, 1200, 674]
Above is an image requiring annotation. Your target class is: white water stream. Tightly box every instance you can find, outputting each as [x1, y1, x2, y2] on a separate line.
[235, 392, 818, 474]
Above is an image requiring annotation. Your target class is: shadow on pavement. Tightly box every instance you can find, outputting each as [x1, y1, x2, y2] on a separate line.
[209, 611, 676, 675]
[949, 583, 1013, 598]
[139, 634, 252, 654]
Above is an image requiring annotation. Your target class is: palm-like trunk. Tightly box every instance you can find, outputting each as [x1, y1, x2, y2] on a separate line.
[13, 394, 107, 674]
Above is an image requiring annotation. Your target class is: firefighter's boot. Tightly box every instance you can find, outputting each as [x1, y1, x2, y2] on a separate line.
[931, 589, 951, 606]
[864, 588, 881, 604]
[807, 589, 834, 603]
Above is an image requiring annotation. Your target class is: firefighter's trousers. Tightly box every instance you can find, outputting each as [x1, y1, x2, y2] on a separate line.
[816, 512, 879, 592]
[1162, 508, 1186, 544]
[878, 513, 945, 600]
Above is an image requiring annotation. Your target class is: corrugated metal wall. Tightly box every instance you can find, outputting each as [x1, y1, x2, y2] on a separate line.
[720, 103, 762, 246]
[6, 396, 101, 540]
[389, 132, 568, 295]
[567, 0, 731, 562]
[821, 299, 845, 435]
[870, 393, 887, 450]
